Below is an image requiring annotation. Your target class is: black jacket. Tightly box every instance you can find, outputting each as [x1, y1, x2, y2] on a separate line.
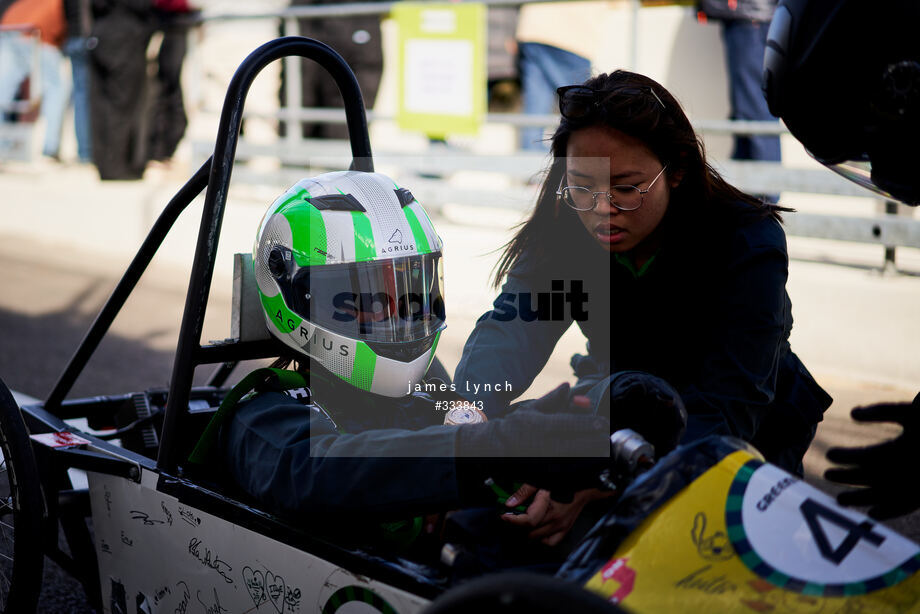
[455, 201, 831, 473]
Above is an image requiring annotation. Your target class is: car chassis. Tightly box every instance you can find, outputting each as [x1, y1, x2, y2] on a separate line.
[0, 37, 474, 614]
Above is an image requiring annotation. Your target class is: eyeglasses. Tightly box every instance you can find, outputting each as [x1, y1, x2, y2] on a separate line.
[557, 85, 666, 121]
[556, 164, 669, 212]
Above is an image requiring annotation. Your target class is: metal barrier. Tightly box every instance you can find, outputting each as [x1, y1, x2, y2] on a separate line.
[188, 1, 919, 268]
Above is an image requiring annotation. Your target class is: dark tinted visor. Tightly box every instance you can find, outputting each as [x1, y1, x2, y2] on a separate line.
[287, 253, 446, 343]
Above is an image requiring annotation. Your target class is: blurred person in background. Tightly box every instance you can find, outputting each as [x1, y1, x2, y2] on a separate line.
[697, 0, 780, 202]
[281, 0, 384, 140]
[88, 0, 152, 180]
[515, 2, 602, 151]
[146, 0, 197, 166]
[62, 0, 92, 163]
[486, 5, 519, 112]
[0, 0, 68, 161]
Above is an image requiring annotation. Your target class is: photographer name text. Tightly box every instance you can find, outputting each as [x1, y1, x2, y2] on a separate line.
[409, 381, 512, 395]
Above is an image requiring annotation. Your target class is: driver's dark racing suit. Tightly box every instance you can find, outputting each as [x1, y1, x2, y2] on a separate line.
[210, 363, 619, 532]
[219, 366, 463, 521]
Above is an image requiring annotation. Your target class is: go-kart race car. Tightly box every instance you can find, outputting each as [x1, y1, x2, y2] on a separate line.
[1, 37, 918, 614]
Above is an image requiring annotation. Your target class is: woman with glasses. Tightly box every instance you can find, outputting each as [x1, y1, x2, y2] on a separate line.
[453, 70, 831, 546]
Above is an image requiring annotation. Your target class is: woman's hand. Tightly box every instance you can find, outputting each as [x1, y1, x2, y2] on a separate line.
[500, 484, 614, 546]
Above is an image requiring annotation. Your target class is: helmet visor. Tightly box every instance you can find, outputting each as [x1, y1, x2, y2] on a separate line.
[824, 159, 894, 199]
[288, 253, 446, 344]
[823, 157, 920, 206]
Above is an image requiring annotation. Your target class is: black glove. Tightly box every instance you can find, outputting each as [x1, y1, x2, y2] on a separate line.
[455, 384, 611, 503]
[607, 371, 687, 458]
[824, 392, 920, 520]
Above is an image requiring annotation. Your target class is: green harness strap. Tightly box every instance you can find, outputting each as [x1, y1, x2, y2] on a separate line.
[189, 367, 425, 550]
[188, 368, 423, 551]
[188, 367, 308, 465]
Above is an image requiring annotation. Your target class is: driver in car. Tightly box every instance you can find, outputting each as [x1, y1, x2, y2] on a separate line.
[188, 170, 638, 552]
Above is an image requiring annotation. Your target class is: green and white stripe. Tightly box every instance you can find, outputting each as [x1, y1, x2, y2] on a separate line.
[255, 171, 445, 397]
[279, 197, 327, 266]
[346, 341, 378, 391]
[404, 201, 440, 254]
[350, 210, 377, 261]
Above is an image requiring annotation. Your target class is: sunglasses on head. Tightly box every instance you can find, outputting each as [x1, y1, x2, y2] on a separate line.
[557, 85, 667, 121]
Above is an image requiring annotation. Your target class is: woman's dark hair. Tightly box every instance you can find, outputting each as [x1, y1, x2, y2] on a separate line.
[493, 70, 785, 287]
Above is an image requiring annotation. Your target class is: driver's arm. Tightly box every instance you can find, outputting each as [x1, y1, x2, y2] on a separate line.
[222, 388, 610, 520]
[222, 392, 466, 520]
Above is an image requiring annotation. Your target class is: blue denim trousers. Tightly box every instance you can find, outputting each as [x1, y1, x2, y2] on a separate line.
[518, 42, 591, 151]
[0, 34, 68, 158]
[64, 37, 92, 162]
[721, 20, 781, 163]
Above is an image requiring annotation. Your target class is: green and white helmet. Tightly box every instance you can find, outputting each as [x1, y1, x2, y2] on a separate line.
[253, 171, 445, 397]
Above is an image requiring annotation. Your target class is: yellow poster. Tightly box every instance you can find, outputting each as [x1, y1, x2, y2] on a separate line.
[392, 2, 486, 138]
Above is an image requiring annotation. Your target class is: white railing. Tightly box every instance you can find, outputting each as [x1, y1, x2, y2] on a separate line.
[191, 1, 920, 266]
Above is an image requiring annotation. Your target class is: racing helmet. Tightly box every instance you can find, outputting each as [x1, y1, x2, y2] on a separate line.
[254, 171, 446, 397]
[763, 0, 920, 205]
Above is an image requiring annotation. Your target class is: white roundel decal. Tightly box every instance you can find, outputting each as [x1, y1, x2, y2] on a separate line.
[726, 460, 920, 595]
